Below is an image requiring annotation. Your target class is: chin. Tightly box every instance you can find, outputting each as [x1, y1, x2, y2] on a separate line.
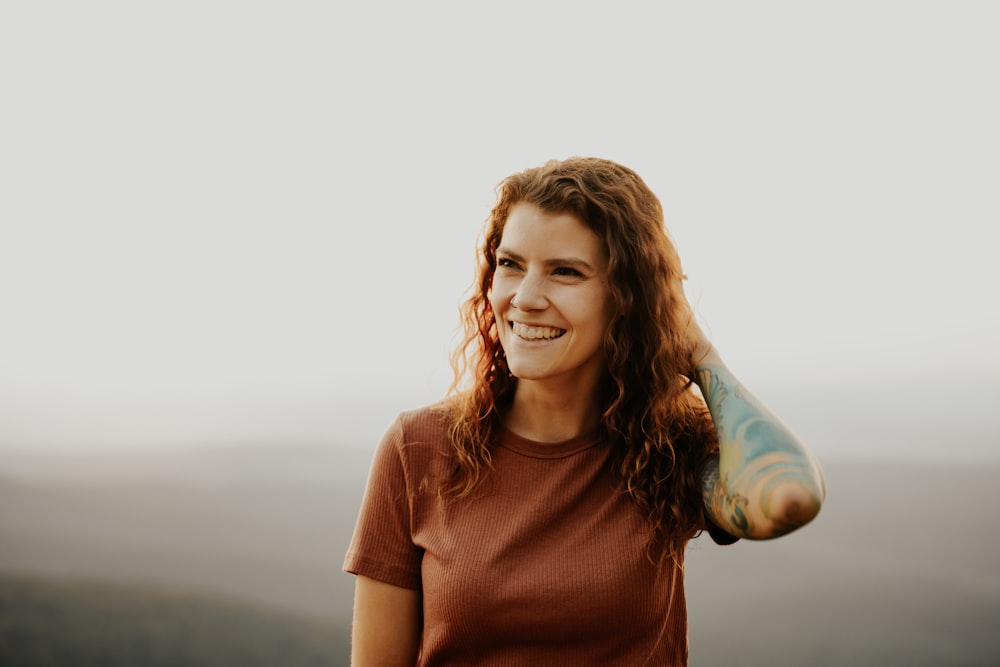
[506, 365, 546, 381]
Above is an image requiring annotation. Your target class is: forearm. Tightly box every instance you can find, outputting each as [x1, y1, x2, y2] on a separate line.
[696, 348, 825, 539]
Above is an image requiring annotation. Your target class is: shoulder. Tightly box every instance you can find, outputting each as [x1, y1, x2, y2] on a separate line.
[394, 401, 452, 445]
[380, 401, 454, 477]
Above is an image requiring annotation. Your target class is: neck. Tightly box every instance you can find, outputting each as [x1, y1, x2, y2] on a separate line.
[505, 381, 603, 443]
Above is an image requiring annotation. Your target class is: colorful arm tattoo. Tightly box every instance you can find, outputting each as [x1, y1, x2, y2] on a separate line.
[697, 363, 824, 539]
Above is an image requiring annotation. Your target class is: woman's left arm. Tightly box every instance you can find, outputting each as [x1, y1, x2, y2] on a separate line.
[695, 342, 826, 540]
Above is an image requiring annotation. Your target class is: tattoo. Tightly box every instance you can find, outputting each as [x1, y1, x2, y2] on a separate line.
[698, 364, 823, 538]
[701, 456, 751, 534]
[696, 367, 726, 431]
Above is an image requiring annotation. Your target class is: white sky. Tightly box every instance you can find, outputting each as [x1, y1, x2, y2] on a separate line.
[1, 3, 997, 458]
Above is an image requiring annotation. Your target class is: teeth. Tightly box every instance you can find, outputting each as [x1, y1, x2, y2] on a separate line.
[512, 322, 565, 340]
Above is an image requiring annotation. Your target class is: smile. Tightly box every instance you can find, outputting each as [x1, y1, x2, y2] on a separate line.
[511, 322, 566, 340]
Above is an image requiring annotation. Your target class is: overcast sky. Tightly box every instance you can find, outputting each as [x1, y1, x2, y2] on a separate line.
[1, 2, 997, 460]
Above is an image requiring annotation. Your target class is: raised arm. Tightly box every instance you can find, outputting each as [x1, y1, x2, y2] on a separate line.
[694, 341, 826, 540]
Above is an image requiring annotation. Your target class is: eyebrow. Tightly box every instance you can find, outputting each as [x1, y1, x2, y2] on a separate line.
[496, 248, 597, 274]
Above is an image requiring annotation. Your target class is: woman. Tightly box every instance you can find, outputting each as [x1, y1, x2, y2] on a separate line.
[344, 157, 825, 665]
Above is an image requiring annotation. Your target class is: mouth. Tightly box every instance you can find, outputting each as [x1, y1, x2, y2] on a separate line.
[511, 322, 566, 340]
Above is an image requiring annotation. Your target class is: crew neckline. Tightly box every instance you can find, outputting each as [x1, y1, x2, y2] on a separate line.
[498, 425, 602, 459]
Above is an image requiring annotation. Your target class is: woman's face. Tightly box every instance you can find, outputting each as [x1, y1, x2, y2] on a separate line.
[489, 202, 614, 395]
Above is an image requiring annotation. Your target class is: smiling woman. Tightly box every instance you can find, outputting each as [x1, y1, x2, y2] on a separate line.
[343, 157, 825, 666]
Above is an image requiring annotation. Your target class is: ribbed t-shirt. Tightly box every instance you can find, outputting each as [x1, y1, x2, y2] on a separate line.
[344, 404, 733, 666]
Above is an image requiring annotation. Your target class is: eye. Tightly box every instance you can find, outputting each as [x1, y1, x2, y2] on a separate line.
[496, 257, 520, 270]
[553, 266, 583, 277]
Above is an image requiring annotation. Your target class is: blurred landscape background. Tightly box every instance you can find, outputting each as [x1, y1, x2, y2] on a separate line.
[2, 390, 998, 666]
[2, 2, 998, 665]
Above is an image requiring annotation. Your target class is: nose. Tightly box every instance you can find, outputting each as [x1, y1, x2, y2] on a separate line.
[511, 269, 547, 310]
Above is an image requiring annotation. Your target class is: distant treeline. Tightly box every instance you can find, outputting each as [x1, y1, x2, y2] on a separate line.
[0, 572, 350, 666]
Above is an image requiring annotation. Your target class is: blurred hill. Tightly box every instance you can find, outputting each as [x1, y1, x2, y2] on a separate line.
[1, 445, 998, 665]
[0, 572, 347, 666]
[0, 443, 370, 618]
[0, 443, 370, 665]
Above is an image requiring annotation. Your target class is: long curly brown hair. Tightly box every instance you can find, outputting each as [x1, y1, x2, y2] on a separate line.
[446, 157, 717, 560]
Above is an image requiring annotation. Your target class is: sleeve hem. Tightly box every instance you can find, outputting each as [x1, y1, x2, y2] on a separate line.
[343, 554, 422, 591]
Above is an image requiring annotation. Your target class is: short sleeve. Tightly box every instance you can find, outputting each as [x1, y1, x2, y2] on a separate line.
[343, 416, 424, 589]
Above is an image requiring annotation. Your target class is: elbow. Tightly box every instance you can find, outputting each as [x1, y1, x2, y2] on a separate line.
[747, 477, 825, 540]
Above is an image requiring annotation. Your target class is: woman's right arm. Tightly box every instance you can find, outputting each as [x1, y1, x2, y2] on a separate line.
[351, 575, 422, 666]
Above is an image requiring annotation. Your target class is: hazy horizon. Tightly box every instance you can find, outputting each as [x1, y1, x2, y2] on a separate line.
[0, 362, 1000, 464]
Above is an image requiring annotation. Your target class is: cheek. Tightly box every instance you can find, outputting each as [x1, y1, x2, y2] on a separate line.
[489, 275, 514, 306]
[595, 294, 617, 338]
[487, 288, 506, 325]
[604, 300, 617, 328]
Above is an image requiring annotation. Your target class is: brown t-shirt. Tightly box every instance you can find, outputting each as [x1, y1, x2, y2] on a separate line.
[344, 404, 732, 666]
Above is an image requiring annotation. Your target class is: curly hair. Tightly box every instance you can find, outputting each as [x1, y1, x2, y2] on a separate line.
[446, 156, 717, 560]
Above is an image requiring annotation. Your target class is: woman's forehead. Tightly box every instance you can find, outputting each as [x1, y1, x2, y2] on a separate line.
[498, 203, 607, 262]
